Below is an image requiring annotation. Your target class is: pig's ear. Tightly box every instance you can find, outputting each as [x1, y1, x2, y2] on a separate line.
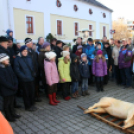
[125, 107, 134, 124]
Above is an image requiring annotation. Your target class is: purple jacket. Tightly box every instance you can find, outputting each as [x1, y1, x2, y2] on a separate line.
[92, 58, 107, 77]
[118, 49, 132, 69]
[44, 60, 59, 86]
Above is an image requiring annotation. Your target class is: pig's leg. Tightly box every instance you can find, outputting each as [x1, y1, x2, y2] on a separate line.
[88, 102, 110, 110]
[84, 107, 106, 114]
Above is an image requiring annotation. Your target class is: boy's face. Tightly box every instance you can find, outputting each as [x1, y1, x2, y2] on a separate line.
[52, 41, 56, 46]
[57, 43, 62, 48]
[21, 50, 28, 57]
[97, 45, 101, 50]
[26, 42, 33, 48]
[8, 40, 13, 47]
[88, 41, 92, 45]
[82, 56, 87, 62]
[45, 45, 51, 51]
[0, 41, 8, 49]
[17, 43, 21, 49]
[78, 49, 82, 53]
[2, 59, 9, 65]
[104, 44, 109, 48]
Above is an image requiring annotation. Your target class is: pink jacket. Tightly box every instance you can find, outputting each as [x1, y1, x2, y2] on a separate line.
[44, 60, 59, 86]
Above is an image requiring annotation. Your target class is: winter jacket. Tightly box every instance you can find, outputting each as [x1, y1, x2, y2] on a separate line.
[112, 45, 120, 66]
[36, 43, 42, 54]
[55, 46, 62, 65]
[92, 58, 107, 77]
[51, 44, 57, 52]
[104, 46, 113, 68]
[14, 54, 34, 82]
[82, 44, 95, 65]
[70, 55, 80, 82]
[27, 48, 39, 76]
[118, 46, 132, 69]
[58, 57, 71, 83]
[75, 50, 82, 59]
[0, 45, 10, 56]
[44, 59, 59, 86]
[79, 60, 90, 78]
[0, 64, 18, 97]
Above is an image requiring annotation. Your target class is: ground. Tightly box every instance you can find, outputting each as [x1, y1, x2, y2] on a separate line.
[4, 81, 134, 134]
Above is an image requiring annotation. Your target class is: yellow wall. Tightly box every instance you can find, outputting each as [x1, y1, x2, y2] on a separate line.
[50, 14, 96, 42]
[100, 23, 109, 39]
[13, 8, 44, 43]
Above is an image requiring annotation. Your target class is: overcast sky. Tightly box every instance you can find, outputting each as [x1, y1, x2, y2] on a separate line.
[97, 0, 134, 20]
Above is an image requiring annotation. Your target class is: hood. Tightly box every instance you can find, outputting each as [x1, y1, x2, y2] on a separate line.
[71, 54, 79, 63]
[6, 29, 13, 36]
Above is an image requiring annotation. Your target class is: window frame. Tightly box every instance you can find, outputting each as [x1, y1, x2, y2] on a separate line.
[56, 20, 63, 36]
[74, 22, 79, 36]
[103, 26, 106, 37]
[89, 24, 93, 37]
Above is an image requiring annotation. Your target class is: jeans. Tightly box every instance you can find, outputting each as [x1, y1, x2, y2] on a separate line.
[82, 78, 88, 91]
[96, 77, 104, 82]
[120, 67, 132, 86]
[71, 82, 79, 94]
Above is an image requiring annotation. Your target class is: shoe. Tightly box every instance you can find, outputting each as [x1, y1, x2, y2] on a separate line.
[52, 93, 60, 103]
[64, 96, 71, 101]
[85, 90, 90, 95]
[10, 107, 21, 119]
[82, 91, 86, 96]
[100, 82, 104, 92]
[35, 98, 42, 102]
[48, 94, 57, 105]
[14, 104, 22, 109]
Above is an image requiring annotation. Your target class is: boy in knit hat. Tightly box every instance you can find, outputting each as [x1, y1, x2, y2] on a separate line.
[0, 53, 20, 122]
[79, 53, 90, 96]
[75, 45, 83, 59]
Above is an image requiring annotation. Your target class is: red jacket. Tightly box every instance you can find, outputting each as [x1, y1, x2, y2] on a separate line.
[75, 50, 82, 59]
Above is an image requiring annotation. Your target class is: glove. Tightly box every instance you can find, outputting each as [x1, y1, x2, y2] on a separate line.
[62, 78, 66, 82]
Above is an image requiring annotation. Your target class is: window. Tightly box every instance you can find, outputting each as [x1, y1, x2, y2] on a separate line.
[57, 20, 62, 35]
[103, 26, 106, 37]
[75, 22, 78, 36]
[89, 25, 93, 37]
[26, 16, 33, 33]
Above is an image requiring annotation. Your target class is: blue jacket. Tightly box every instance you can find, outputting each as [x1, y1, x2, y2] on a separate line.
[79, 60, 90, 78]
[0, 64, 18, 97]
[14, 54, 34, 82]
[82, 44, 95, 65]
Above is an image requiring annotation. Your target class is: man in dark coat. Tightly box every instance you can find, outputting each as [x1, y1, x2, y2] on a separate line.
[50, 38, 57, 52]
[0, 53, 20, 122]
[25, 38, 41, 102]
[36, 37, 44, 54]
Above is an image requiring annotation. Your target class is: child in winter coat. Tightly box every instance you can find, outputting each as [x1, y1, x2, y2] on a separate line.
[75, 45, 83, 60]
[58, 51, 72, 101]
[70, 55, 81, 98]
[0, 53, 20, 122]
[79, 53, 90, 96]
[44, 51, 60, 106]
[92, 50, 107, 92]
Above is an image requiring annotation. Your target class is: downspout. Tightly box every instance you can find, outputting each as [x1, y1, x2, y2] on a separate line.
[7, 0, 11, 28]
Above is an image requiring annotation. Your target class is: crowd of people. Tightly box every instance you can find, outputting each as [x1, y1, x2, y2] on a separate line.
[0, 29, 133, 123]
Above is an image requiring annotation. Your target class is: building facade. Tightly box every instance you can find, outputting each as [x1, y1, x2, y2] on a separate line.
[0, 0, 113, 44]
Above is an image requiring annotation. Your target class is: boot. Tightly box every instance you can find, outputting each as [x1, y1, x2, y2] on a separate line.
[82, 91, 86, 96]
[100, 81, 104, 92]
[48, 94, 57, 106]
[5, 108, 16, 122]
[10, 107, 21, 119]
[85, 90, 90, 96]
[52, 93, 60, 103]
[96, 82, 100, 92]
[64, 96, 71, 101]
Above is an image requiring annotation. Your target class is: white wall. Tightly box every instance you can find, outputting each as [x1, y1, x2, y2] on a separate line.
[5, 0, 112, 39]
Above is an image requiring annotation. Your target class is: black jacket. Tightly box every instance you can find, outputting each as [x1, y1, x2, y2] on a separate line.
[79, 60, 90, 78]
[55, 46, 62, 65]
[14, 55, 34, 82]
[70, 55, 80, 82]
[72, 44, 85, 53]
[0, 45, 10, 56]
[27, 48, 38, 76]
[51, 44, 57, 52]
[0, 64, 18, 97]
[104, 46, 113, 68]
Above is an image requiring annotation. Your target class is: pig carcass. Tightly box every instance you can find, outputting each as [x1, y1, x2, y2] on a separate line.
[84, 97, 134, 129]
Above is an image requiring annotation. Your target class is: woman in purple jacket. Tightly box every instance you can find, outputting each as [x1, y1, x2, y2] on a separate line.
[92, 50, 107, 92]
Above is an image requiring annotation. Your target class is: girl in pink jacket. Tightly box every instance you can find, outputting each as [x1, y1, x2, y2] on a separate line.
[44, 52, 60, 106]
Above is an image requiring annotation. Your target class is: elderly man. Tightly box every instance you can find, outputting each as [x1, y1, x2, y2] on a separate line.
[36, 37, 44, 54]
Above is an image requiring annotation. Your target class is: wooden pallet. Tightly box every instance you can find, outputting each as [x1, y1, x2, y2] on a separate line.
[77, 105, 134, 134]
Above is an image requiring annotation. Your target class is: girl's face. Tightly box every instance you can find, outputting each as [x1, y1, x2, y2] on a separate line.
[82, 56, 87, 62]
[65, 54, 70, 59]
[64, 47, 70, 52]
[2, 59, 9, 65]
[45, 45, 51, 51]
[50, 57, 56, 62]
[22, 50, 28, 57]
[98, 54, 102, 58]
[78, 49, 82, 53]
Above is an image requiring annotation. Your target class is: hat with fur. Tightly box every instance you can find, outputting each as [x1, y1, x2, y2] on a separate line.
[45, 52, 57, 60]
[0, 53, 9, 63]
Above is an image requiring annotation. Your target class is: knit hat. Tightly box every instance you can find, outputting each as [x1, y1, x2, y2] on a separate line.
[97, 50, 102, 55]
[6, 29, 13, 36]
[77, 45, 82, 50]
[20, 45, 27, 52]
[0, 53, 9, 63]
[0, 36, 8, 43]
[42, 42, 50, 49]
[45, 52, 56, 60]
[63, 45, 69, 51]
[25, 38, 32, 45]
[81, 53, 87, 59]
[61, 51, 70, 57]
